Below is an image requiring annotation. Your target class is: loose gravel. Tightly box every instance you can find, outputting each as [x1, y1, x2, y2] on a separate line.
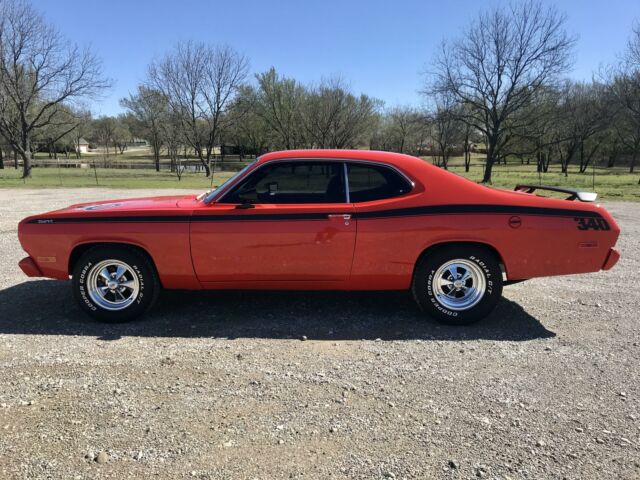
[0, 188, 638, 480]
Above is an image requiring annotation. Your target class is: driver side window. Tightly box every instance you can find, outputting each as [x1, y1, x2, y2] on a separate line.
[220, 161, 346, 204]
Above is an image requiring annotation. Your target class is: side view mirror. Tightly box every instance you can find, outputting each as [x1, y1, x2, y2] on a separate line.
[235, 189, 257, 209]
[236, 198, 255, 209]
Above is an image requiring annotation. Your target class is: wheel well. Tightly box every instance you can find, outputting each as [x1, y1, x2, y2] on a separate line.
[414, 241, 507, 280]
[68, 242, 158, 277]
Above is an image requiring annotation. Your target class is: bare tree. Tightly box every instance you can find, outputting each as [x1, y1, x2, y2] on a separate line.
[160, 108, 185, 177]
[72, 109, 92, 159]
[112, 115, 131, 155]
[226, 86, 271, 157]
[121, 86, 167, 171]
[428, 0, 575, 182]
[32, 104, 79, 159]
[430, 92, 463, 169]
[252, 68, 308, 150]
[0, 0, 109, 177]
[385, 106, 424, 154]
[608, 23, 640, 175]
[554, 82, 611, 175]
[302, 77, 379, 149]
[91, 116, 116, 165]
[148, 41, 248, 176]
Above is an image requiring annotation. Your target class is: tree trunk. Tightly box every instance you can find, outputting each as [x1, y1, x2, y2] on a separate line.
[482, 139, 497, 183]
[543, 147, 552, 172]
[0, 147, 4, 169]
[578, 142, 585, 173]
[482, 156, 496, 183]
[197, 148, 211, 177]
[631, 151, 637, 174]
[481, 131, 500, 183]
[153, 137, 160, 172]
[21, 136, 32, 178]
[169, 148, 176, 172]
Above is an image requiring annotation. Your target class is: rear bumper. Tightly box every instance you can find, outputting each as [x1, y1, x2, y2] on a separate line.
[602, 248, 620, 271]
[18, 256, 43, 277]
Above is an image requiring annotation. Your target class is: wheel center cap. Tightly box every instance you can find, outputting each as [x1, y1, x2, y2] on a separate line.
[107, 281, 118, 290]
[453, 280, 464, 289]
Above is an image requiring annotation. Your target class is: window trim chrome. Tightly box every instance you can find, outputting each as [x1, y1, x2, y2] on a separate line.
[213, 157, 416, 205]
[343, 162, 350, 204]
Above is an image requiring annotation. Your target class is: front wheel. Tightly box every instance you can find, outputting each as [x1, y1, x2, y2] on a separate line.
[412, 245, 503, 325]
[72, 246, 160, 322]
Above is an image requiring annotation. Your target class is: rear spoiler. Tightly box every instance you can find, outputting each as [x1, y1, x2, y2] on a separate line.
[514, 184, 597, 202]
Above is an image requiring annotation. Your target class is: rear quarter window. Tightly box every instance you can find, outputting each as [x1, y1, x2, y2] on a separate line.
[347, 164, 412, 202]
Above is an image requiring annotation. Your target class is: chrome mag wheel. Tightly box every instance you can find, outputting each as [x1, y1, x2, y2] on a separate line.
[432, 259, 486, 311]
[86, 259, 140, 311]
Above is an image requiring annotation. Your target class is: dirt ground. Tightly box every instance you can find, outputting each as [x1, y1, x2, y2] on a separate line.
[0, 188, 638, 480]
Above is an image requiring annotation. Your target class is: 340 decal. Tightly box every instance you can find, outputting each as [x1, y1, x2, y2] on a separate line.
[574, 217, 610, 231]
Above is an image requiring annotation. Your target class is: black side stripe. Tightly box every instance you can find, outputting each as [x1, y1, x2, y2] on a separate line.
[355, 204, 603, 219]
[27, 204, 603, 224]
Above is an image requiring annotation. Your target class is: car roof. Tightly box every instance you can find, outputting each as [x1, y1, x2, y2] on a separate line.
[258, 149, 431, 172]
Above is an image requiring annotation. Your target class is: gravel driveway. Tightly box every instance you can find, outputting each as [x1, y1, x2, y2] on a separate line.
[0, 188, 638, 480]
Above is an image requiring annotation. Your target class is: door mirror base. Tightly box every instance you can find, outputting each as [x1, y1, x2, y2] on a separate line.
[236, 202, 255, 209]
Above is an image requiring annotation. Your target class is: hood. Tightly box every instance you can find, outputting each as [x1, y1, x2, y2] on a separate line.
[19, 194, 200, 225]
[63, 195, 197, 213]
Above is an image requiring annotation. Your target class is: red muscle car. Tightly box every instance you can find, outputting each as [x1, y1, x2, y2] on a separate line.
[17, 150, 620, 324]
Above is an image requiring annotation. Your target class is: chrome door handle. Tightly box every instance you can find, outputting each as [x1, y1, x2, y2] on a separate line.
[328, 214, 352, 225]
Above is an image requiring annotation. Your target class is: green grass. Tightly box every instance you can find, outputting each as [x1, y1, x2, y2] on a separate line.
[1, 151, 639, 201]
[447, 162, 639, 201]
[0, 166, 236, 190]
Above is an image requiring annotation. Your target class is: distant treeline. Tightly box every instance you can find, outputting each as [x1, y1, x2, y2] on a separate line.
[0, 0, 639, 183]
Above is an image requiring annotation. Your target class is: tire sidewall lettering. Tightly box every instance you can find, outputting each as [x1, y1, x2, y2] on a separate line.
[469, 255, 493, 295]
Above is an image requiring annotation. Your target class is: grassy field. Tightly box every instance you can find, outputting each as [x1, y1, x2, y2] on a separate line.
[446, 162, 640, 201]
[1, 150, 638, 201]
[0, 165, 236, 190]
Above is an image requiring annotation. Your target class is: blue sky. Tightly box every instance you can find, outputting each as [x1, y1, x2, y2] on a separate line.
[32, 0, 640, 116]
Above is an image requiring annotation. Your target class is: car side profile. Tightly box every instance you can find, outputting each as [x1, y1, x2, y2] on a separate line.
[17, 150, 621, 324]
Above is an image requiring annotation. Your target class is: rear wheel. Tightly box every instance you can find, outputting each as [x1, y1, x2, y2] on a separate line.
[72, 246, 160, 322]
[412, 245, 503, 325]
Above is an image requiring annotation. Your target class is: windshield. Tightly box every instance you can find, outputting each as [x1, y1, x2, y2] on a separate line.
[201, 160, 258, 203]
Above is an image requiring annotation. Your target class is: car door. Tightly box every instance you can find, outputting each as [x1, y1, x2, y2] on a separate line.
[347, 162, 418, 288]
[190, 160, 357, 283]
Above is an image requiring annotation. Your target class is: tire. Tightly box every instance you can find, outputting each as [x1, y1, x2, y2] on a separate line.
[412, 245, 503, 325]
[71, 245, 160, 322]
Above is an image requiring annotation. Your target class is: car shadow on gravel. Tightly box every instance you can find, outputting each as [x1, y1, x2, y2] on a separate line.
[0, 280, 555, 342]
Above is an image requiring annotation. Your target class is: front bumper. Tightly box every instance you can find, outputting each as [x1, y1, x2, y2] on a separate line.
[602, 248, 620, 271]
[18, 256, 43, 277]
